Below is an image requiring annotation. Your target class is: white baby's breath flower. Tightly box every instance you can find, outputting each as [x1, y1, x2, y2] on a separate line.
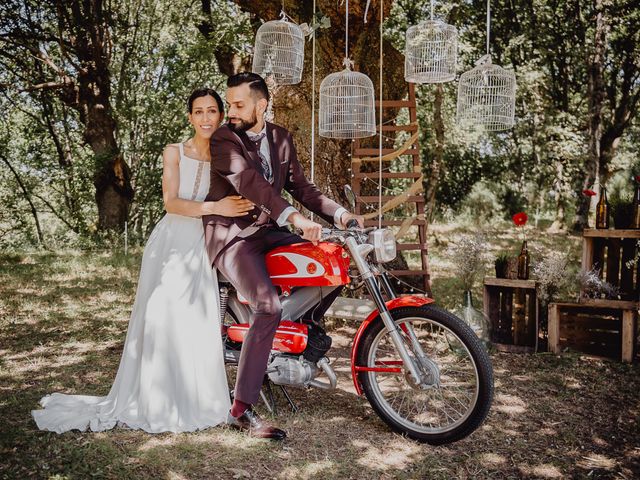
[533, 251, 569, 305]
[448, 233, 490, 291]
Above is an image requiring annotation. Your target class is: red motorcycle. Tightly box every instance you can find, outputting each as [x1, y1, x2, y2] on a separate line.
[220, 203, 493, 445]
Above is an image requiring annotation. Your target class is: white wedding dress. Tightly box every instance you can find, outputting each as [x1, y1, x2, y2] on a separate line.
[32, 143, 231, 433]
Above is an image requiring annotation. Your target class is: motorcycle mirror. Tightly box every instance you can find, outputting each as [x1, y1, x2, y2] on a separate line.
[344, 185, 356, 210]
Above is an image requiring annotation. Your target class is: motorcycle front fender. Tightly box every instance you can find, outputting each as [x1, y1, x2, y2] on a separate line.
[349, 295, 435, 396]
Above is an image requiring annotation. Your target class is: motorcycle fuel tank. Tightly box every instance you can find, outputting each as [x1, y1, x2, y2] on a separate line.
[265, 242, 350, 287]
[226, 320, 309, 354]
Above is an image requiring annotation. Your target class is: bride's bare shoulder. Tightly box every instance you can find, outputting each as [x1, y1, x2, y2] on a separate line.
[163, 143, 181, 163]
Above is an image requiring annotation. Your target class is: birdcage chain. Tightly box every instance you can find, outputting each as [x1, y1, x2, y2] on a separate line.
[345, 0, 349, 65]
[486, 0, 490, 56]
[310, 0, 316, 221]
[378, 0, 383, 230]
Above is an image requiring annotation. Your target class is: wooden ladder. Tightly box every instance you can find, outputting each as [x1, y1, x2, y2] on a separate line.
[351, 83, 431, 294]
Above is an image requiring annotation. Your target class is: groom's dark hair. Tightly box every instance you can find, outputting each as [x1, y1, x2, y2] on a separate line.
[227, 72, 270, 103]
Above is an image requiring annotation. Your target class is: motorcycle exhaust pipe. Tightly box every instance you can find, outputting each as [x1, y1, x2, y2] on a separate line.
[307, 357, 337, 390]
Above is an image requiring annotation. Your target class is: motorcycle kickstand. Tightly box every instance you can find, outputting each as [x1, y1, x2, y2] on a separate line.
[279, 385, 298, 414]
[260, 377, 277, 415]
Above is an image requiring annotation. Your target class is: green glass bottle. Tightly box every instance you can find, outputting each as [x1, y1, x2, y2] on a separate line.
[632, 182, 640, 229]
[595, 187, 610, 229]
[517, 240, 530, 280]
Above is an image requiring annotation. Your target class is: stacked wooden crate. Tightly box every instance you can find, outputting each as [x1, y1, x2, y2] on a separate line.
[548, 229, 640, 362]
[483, 278, 540, 353]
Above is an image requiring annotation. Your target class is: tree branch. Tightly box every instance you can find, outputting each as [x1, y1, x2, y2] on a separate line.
[0, 153, 45, 245]
[32, 192, 79, 233]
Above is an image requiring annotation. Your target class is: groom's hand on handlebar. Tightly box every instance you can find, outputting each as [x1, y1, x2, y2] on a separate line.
[289, 212, 322, 245]
[340, 212, 365, 230]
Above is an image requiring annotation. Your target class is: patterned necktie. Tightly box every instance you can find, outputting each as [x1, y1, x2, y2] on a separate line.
[249, 132, 273, 184]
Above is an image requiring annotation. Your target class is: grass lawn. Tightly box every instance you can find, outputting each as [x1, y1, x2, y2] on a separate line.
[1, 223, 639, 479]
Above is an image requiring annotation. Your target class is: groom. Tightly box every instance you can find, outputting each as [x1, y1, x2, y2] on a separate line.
[203, 72, 363, 440]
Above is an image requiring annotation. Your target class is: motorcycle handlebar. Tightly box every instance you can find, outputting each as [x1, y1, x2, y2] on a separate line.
[346, 219, 360, 230]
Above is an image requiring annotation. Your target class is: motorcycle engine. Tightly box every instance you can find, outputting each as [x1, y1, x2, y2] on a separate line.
[267, 324, 333, 386]
[268, 356, 318, 386]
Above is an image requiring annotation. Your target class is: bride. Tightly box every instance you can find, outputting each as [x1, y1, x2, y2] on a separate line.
[32, 88, 253, 433]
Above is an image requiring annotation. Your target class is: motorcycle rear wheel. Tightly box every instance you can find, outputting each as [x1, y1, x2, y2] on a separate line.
[356, 305, 493, 445]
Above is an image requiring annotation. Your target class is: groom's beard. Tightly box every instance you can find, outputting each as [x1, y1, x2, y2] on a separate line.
[227, 111, 258, 132]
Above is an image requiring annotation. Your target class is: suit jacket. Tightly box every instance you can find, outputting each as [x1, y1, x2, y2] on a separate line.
[202, 122, 342, 264]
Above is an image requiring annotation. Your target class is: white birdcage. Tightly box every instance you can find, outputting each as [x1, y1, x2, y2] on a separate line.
[252, 18, 304, 85]
[404, 3, 458, 84]
[318, 0, 375, 139]
[456, 55, 516, 131]
[456, 0, 516, 131]
[319, 66, 376, 139]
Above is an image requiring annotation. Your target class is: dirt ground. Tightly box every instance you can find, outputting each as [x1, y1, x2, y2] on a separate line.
[1, 245, 639, 479]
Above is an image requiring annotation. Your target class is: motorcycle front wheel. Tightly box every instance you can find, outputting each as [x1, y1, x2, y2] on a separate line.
[356, 305, 493, 445]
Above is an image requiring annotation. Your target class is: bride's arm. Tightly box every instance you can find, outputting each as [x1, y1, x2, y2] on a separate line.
[162, 145, 253, 218]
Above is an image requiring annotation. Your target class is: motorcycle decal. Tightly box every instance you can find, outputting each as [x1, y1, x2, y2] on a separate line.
[266, 242, 350, 287]
[269, 252, 326, 278]
[349, 295, 435, 395]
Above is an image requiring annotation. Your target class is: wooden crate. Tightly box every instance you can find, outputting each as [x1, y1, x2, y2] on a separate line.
[548, 302, 638, 362]
[483, 278, 539, 353]
[581, 229, 640, 302]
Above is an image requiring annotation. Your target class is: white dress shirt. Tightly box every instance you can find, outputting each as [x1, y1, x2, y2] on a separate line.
[241, 125, 348, 236]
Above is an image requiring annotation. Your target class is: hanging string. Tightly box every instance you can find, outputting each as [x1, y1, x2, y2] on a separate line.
[431, 0, 435, 21]
[378, 0, 383, 229]
[310, 0, 316, 221]
[345, 0, 349, 63]
[279, 0, 287, 20]
[486, 0, 491, 56]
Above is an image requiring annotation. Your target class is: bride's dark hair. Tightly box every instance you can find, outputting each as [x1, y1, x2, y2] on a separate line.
[187, 88, 224, 114]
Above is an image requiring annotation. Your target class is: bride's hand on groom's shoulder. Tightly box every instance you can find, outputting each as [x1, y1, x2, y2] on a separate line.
[206, 196, 254, 217]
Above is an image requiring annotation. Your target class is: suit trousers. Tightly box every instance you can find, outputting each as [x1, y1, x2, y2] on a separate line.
[215, 227, 307, 405]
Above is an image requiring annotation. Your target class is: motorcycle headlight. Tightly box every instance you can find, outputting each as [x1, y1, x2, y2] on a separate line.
[368, 228, 397, 263]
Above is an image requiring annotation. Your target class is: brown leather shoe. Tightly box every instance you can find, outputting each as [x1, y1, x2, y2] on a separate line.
[227, 408, 287, 440]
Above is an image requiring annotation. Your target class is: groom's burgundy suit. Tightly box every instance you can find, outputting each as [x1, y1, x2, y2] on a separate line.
[203, 122, 343, 405]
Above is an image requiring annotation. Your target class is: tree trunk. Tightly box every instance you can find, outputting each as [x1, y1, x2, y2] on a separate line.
[52, 1, 134, 231]
[548, 160, 567, 233]
[573, 0, 607, 232]
[83, 103, 133, 231]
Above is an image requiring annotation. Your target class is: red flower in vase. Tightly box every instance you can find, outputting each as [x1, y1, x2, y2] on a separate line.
[635, 175, 640, 183]
[583, 189, 597, 197]
[512, 212, 528, 226]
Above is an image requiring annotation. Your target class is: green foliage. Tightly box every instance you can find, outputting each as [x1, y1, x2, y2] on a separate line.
[1, 0, 639, 246]
[0, 0, 251, 248]
[459, 181, 504, 224]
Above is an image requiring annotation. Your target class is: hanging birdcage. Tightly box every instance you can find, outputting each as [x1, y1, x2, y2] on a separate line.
[252, 18, 305, 85]
[405, 20, 458, 83]
[456, 0, 516, 131]
[319, 66, 376, 139]
[456, 56, 516, 131]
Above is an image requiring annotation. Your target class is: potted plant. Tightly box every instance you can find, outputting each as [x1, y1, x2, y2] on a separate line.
[610, 194, 633, 229]
[494, 252, 510, 278]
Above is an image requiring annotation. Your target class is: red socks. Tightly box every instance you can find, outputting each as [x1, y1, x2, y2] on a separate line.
[230, 399, 251, 418]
